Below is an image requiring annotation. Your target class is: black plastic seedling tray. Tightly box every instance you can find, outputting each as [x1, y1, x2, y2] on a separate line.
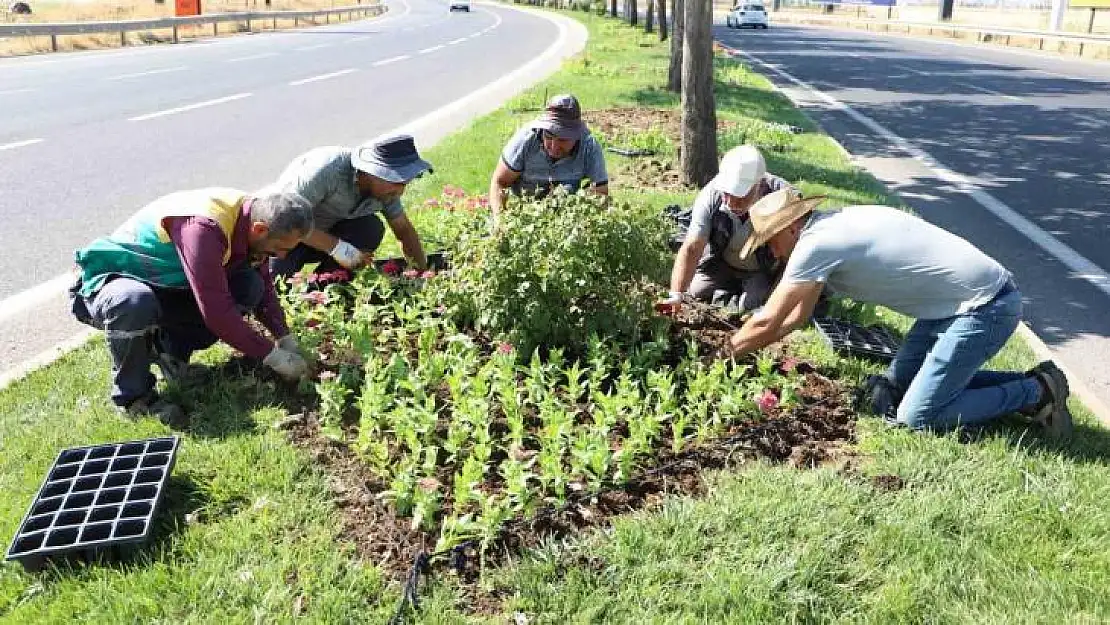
[812, 317, 902, 363]
[372, 251, 450, 273]
[5, 436, 180, 572]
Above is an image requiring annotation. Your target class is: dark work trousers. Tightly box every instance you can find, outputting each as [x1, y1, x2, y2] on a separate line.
[270, 214, 386, 277]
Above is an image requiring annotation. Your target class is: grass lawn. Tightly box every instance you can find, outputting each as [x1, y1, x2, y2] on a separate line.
[1, 8, 1107, 623]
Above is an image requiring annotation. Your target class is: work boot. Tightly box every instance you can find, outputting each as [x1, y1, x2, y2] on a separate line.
[1025, 361, 1073, 441]
[117, 393, 188, 429]
[151, 331, 191, 384]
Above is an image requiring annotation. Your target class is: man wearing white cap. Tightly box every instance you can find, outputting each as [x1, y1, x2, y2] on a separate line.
[269, 135, 432, 276]
[726, 190, 1073, 439]
[658, 145, 795, 314]
[489, 93, 609, 215]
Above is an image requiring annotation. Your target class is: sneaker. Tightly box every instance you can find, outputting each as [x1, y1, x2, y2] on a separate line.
[1027, 361, 1073, 440]
[117, 393, 188, 428]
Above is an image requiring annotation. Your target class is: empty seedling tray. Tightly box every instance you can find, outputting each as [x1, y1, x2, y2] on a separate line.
[812, 317, 902, 362]
[371, 251, 450, 272]
[5, 436, 180, 571]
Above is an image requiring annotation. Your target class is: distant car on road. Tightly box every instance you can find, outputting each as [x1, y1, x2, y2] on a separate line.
[726, 3, 769, 29]
[449, 0, 471, 12]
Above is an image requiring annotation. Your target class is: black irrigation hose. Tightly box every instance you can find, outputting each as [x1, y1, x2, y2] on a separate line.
[387, 541, 475, 625]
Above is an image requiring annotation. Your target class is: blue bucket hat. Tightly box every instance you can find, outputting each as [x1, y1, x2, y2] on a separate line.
[351, 135, 433, 183]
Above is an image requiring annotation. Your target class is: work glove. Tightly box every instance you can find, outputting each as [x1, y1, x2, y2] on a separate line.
[654, 291, 683, 315]
[263, 345, 309, 382]
[329, 239, 365, 270]
[277, 335, 300, 354]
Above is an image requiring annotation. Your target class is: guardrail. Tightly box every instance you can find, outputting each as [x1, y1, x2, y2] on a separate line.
[773, 11, 1110, 57]
[0, 4, 384, 52]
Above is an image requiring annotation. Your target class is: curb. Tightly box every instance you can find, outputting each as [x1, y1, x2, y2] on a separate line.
[717, 41, 1110, 428]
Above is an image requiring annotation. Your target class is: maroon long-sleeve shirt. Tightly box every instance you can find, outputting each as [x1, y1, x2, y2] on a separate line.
[165, 201, 288, 359]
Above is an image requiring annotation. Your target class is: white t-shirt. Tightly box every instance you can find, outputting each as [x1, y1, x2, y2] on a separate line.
[783, 206, 1010, 320]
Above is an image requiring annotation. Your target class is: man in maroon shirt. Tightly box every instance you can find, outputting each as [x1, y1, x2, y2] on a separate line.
[71, 190, 315, 424]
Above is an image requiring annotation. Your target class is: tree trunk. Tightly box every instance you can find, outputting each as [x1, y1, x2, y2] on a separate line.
[645, 0, 654, 32]
[680, 0, 717, 187]
[611, 0, 617, 17]
[658, 0, 667, 41]
[630, 0, 638, 25]
[667, 0, 684, 92]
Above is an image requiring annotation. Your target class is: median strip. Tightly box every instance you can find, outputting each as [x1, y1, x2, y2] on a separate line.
[128, 93, 253, 122]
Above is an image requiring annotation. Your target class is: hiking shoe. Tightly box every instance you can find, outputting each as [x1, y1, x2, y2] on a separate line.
[154, 351, 190, 384]
[117, 393, 188, 428]
[1027, 361, 1073, 441]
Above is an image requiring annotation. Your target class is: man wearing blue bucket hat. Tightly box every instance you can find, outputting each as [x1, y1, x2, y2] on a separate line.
[268, 135, 433, 276]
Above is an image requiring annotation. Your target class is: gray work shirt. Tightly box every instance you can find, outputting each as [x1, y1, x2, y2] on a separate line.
[687, 173, 794, 272]
[501, 127, 609, 195]
[783, 205, 1010, 320]
[272, 146, 404, 233]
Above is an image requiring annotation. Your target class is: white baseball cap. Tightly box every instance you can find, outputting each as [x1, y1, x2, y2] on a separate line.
[712, 145, 766, 197]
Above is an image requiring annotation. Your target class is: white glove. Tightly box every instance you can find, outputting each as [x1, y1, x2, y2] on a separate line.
[263, 345, 309, 381]
[329, 240, 365, 270]
[277, 335, 300, 353]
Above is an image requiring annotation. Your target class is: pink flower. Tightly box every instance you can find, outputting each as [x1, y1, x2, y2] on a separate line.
[289, 272, 305, 286]
[424, 198, 441, 208]
[332, 269, 351, 282]
[402, 269, 420, 279]
[756, 389, 779, 414]
[380, 260, 402, 276]
[300, 291, 329, 305]
[497, 342, 514, 355]
[443, 185, 466, 198]
[780, 357, 798, 373]
[421, 270, 436, 279]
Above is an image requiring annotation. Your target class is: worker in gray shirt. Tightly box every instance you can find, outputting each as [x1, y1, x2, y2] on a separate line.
[726, 190, 1072, 439]
[489, 94, 609, 216]
[269, 135, 431, 276]
[658, 145, 794, 314]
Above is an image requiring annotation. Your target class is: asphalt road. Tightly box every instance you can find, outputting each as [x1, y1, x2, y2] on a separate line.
[718, 22, 1110, 412]
[0, 0, 572, 377]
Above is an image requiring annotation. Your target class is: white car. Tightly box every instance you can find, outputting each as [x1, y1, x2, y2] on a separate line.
[449, 0, 470, 11]
[726, 3, 769, 29]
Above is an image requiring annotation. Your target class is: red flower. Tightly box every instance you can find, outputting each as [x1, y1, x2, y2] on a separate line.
[497, 342, 514, 355]
[305, 319, 320, 329]
[333, 269, 351, 282]
[402, 269, 420, 279]
[380, 260, 402, 276]
[421, 270, 436, 279]
[300, 291, 329, 305]
[780, 357, 798, 373]
[756, 389, 779, 414]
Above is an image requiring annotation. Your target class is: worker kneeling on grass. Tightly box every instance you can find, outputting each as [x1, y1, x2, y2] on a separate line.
[489, 93, 609, 216]
[658, 145, 795, 315]
[70, 189, 314, 423]
[724, 189, 1074, 439]
[267, 135, 433, 277]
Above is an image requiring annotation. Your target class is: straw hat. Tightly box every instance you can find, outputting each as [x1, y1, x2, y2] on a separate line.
[739, 189, 827, 259]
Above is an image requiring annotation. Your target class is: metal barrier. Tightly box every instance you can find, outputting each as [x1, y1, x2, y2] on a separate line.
[0, 4, 384, 52]
[772, 11, 1110, 57]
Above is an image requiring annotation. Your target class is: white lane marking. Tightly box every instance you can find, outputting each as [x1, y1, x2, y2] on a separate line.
[106, 66, 187, 81]
[227, 52, 278, 62]
[732, 46, 1110, 300]
[289, 68, 358, 86]
[419, 44, 445, 54]
[448, 37, 467, 45]
[0, 88, 34, 95]
[295, 42, 335, 51]
[960, 82, 1024, 102]
[0, 138, 43, 151]
[0, 274, 73, 324]
[373, 54, 410, 66]
[893, 64, 930, 76]
[128, 92, 252, 122]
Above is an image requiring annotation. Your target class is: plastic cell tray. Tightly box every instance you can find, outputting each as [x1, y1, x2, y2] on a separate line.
[812, 317, 902, 363]
[371, 251, 450, 273]
[5, 436, 180, 571]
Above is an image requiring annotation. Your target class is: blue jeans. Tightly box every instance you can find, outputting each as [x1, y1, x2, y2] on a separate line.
[886, 285, 1041, 431]
[75, 268, 264, 407]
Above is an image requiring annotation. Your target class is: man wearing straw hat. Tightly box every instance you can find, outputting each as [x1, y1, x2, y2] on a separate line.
[726, 189, 1073, 439]
[489, 93, 609, 215]
[268, 135, 433, 276]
